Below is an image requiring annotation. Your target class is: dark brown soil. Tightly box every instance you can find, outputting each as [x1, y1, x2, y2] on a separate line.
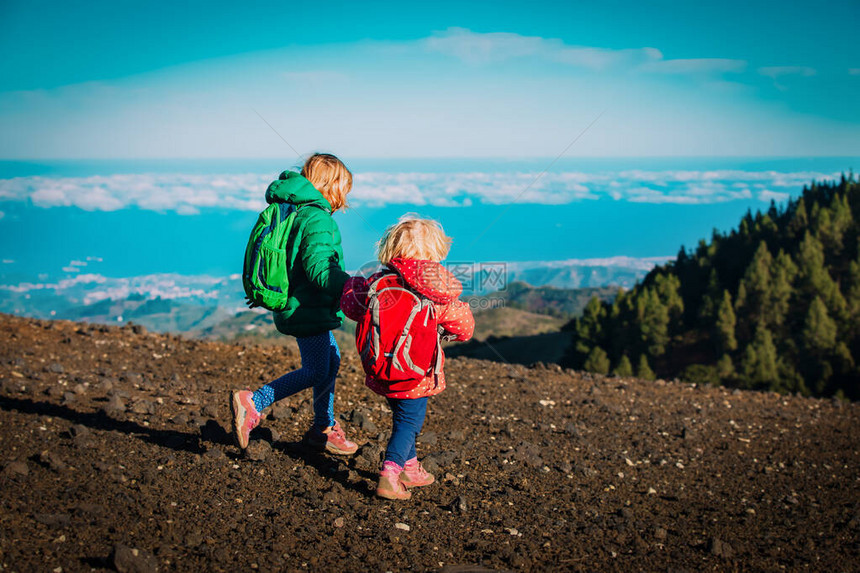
[1, 314, 858, 572]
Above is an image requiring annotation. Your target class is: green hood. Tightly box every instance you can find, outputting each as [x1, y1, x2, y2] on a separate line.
[265, 171, 332, 212]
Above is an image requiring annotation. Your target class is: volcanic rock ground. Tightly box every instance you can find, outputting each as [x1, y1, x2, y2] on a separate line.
[0, 314, 858, 572]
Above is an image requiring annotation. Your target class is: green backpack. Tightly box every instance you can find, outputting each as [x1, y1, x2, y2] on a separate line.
[242, 202, 299, 311]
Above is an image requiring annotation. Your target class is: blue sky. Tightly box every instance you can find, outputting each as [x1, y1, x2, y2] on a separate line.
[0, 0, 858, 158]
[0, 2, 858, 307]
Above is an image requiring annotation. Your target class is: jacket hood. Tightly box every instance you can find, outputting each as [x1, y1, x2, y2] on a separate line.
[265, 171, 332, 212]
[388, 257, 462, 304]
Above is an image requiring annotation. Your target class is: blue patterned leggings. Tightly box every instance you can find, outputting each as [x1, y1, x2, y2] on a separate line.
[252, 331, 339, 428]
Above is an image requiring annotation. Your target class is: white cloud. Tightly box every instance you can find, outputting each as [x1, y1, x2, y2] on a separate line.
[354, 169, 838, 206]
[641, 58, 747, 75]
[0, 272, 235, 306]
[0, 173, 269, 213]
[759, 189, 791, 203]
[848, 68, 860, 76]
[2, 259, 13, 264]
[0, 169, 842, 212]
[0, 210, 4, 220]
[425, 28, 745, 76]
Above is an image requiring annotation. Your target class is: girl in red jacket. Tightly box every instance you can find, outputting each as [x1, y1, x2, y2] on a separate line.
[341, 215, 474, 499]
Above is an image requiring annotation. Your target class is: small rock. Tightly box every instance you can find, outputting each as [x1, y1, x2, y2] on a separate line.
[202, 404, 219, 418]
[449, 495, 467, 513]
[416, 431, 437, 445]
[270, 402, 290, 421]
[131, 400, 156, 415]
[709, 537, 733, 558]
[170, 413, 188, 425]
[513, 442, 544, 468]
[334, 517, 345, 528]
[104, 394, 126, 415]
[109, 544, 158, 573]
[446, 430, 466, 442]
[48, 363, 64, 374]
[68, 424, 91, 439]
[204, 447, 225, 460]
[4, 461, 29, 477]
[39, 451, 67, 472]
[351, 443, 383, 472]
[245, 440, 271, 462]
[655, 527, 667, 540]
[351, 408, 378, 433]
[62, 392, 76, 404]
[394, 522, 410, 531]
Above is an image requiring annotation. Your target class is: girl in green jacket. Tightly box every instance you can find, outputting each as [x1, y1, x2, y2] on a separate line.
[231, 153, 358, 455]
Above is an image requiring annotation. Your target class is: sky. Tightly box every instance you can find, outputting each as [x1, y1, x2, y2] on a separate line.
[0, 1, 858, 309]
[0, 0, 858, 159]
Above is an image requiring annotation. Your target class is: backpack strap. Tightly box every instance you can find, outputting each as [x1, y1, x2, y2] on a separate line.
[361, 273, 398, 365]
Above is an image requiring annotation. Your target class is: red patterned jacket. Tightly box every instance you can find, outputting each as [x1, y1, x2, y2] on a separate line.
[341, 257, 475, 399]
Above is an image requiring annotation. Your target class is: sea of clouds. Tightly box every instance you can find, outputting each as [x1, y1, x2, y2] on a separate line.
[0, 169, 843, 213]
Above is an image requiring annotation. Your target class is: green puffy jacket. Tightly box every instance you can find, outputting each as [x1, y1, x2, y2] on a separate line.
[265, 171, 350, 337]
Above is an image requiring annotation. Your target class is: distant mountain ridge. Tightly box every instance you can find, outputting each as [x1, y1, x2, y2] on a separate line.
[505, 256, 671, 289]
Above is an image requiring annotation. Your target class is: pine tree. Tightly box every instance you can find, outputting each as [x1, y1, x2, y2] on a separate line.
[638, 288, 670, 356]
[802, 296, 837, 353]
[583, 347, 610, 375]
[796, 232, 847, 314]
[717, 354, 734, 380]
[767, 250, 797, 331]
[846, 257, 860, 339]
[612, 355, 634, 377]
[715, 290, 738, 353]
[740, 324, 779, 389]
[788, 197, 809, 239]
[735, 241, 772, 323]
[637, 354, 656, 380]
[654, 273, 684, 326]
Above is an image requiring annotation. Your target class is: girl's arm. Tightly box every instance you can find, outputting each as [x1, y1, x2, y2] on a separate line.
[299, 210, 350, 299]
[340, 276, 369, 322]
[437, 299, 475, 342]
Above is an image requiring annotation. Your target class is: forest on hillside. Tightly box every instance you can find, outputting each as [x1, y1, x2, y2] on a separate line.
[562, 174, 860, 399]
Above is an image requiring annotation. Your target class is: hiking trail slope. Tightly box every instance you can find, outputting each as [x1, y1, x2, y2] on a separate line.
[0, 315, 857, 571]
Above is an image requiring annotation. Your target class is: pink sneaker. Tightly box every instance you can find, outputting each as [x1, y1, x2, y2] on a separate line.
[377, 461, 411, 500]
[230, 390, 261, 449]
[304, 421, 358, 455]
[400, 457, 435, 488]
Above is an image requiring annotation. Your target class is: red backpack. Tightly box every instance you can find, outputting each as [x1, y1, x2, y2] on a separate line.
[355, 273, 442, 393]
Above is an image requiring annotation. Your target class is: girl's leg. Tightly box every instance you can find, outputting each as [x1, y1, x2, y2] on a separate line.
[384, 397, 429, 467]
[251, 332, 332, 413]
[310, 331, 340, 428]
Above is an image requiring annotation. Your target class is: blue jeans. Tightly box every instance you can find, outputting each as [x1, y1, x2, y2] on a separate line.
[385, 397, 428, 466]
[252, 331, 339, 427]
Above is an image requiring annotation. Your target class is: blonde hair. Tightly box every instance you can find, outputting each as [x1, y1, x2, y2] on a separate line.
[301, 153, 352, 212]
[377, 214, 453, 264]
